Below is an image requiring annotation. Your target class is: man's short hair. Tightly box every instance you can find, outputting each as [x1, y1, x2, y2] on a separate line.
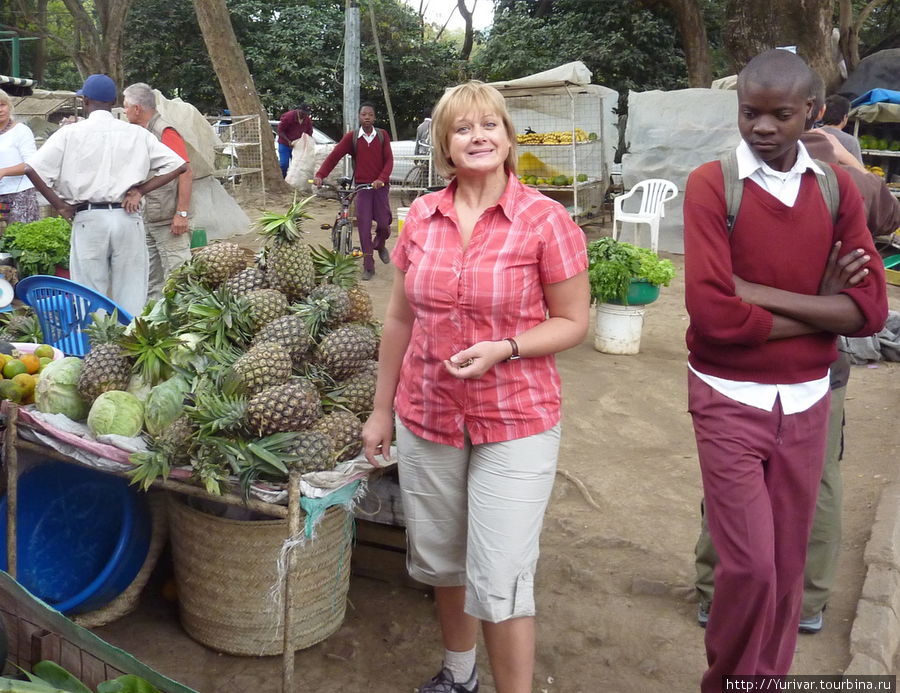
[359, 102, 375, 113]
[123, 83, 156, 111]
[808, 71, 826, 128]
[822, 95, 851, 126]
[737, 49, 814, 103]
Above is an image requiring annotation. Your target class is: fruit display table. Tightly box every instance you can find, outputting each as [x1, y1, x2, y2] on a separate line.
[0, 402, 335, 693]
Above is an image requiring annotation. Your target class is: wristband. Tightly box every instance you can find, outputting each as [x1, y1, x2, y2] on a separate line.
[504, 337, 520, 361]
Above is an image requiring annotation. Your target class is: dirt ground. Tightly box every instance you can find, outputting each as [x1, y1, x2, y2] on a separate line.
[93, 191, 900, 692]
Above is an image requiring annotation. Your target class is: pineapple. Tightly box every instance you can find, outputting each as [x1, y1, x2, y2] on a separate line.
[311, 409, 363, 462]
[78, 310, 132, 402]
[289, 431, 336, 474]
[178, 286, 256, 351]
[315, 323, 378, 380]
[231, 341, 293, 394]
[332, 368, 376, 415]
[244, 288, 290, 331]
[246, 379, 322, 436]
[223, 267, 268, 296]
[345, 286, 374, 324]
[258, 196, 316, 301]
[193, 242, 247, 287]
[252, 314, 312, 367]
[293, 284, 351, 338]
[310, 245, 372, 323]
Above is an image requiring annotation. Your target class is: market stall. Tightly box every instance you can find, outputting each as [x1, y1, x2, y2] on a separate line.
[489, 62, 618, 223]
[849, 88, 900, 198]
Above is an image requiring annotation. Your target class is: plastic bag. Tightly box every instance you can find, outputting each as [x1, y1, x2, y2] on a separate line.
[285, 133, 316, 191]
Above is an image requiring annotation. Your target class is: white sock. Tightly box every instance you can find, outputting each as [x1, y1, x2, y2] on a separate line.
[444, 647, 477, 686]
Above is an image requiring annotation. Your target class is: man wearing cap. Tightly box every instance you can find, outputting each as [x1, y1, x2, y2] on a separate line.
[123, 82, 193, 301]
[276, 103, 313, 178]
[17, 74, 186, 316]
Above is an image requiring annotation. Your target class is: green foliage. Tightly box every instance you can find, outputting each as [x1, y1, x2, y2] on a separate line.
[0, 217, 70, 278]
[10, 660, 162, 693]
[587, 237, 675, 304]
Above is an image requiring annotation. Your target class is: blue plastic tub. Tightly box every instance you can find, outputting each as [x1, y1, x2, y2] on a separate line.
[0, 462, 151, 615]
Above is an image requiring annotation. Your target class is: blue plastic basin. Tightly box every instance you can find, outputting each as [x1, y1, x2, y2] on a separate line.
[0, 462, 151, 615]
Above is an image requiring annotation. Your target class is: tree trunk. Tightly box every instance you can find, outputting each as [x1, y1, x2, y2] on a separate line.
[646, 0, 712, 87]
[457, 0, 474, 61]
[193, 0, 287, 195]
[724, 0, 780, 73]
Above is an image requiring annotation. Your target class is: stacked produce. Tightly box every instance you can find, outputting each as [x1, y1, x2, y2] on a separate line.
[516, 127, 595, 145]
[31, 196, 380, 497]
[865, 164, 886, 178]
[858, 134, 900, 152]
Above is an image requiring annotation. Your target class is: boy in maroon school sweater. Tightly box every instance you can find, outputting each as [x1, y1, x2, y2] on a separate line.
[314, 103, 393, 280]
[682, 49, 887, 692]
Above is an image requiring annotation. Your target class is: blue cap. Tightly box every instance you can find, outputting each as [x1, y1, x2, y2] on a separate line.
[76, 74, 117, 103]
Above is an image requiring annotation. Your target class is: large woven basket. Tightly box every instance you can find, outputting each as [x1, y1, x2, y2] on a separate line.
[167, 495, 352, 656]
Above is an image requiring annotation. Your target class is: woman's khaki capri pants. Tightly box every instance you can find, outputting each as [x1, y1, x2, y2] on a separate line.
[395, 419, 560, 623]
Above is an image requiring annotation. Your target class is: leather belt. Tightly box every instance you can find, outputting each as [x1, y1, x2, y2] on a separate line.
[74, 202, 122, 212]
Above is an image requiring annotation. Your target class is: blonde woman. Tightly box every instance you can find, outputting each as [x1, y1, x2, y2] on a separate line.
[362, 81, 589, 693]
[0, 90, 39, 223]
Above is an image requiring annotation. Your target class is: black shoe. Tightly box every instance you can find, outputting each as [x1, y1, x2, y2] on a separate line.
[377, 246, 391, 264]
[361, 269, 374, 281]
[417, 666, 478, 693]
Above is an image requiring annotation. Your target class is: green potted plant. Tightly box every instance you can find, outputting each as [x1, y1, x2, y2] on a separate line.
[587, 237, 675, 354]
[0, 217, 71, 278]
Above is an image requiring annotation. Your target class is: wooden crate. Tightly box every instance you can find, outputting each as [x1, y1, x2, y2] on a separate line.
[352, 519, 430, 593]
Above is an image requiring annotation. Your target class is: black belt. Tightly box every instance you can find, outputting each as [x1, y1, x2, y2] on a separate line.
[74, 202, 122, 212]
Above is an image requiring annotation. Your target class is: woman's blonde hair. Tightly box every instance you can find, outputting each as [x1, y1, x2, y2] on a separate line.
[0, 90, 13, 118]
[431, 80, 517, 180]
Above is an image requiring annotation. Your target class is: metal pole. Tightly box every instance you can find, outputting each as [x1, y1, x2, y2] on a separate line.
[343, 0, 361, 179]
[368, 2, 397, 141]
[4, 404, 19, 578]
[281, 471, 302, 692]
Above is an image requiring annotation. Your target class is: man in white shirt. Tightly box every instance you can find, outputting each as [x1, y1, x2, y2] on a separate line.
[22, 74, 186, 316]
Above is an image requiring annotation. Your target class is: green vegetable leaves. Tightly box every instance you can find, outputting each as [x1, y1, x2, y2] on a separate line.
[0, 218, 71, 278]
[587, 237, 675, 304]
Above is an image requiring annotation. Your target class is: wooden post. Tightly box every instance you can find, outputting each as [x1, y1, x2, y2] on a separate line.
[281, 471, 302, 692]
[368, 2, 397, 141]
[4, 403, 19, 578]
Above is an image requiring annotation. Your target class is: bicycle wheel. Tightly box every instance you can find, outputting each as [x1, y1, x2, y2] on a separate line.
[401, 163, 429, 207]
[332, 219, 353, 256]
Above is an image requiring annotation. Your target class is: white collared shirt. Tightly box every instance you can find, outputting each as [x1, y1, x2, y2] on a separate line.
[358, 126, 377, 145]
[27, 110, 185, 204]
[690, 141, 830, 414]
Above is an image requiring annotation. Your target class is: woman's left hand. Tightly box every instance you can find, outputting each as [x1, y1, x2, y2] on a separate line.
[443, 340, 512, 379]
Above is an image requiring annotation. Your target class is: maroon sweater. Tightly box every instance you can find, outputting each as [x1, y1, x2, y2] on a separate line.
[683, 161, 888, 384]
[315, 128, 393, 185]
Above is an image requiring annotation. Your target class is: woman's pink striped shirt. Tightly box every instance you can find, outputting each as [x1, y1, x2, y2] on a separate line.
[391, 174, 587, 449]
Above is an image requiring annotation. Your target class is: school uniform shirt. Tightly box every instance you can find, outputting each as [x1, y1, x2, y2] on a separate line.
[315, 128, 393, 185]
[392, 173, 588, 449]
[26, 110, 184, 204]
[684, 140, 887, 413]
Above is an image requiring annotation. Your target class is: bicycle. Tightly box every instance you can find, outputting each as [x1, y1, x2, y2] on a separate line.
[323, 177, 374, 256]
[400, 144, 440, 207]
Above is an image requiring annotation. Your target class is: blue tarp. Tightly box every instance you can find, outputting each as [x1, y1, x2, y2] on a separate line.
[851, 88, 900, 107]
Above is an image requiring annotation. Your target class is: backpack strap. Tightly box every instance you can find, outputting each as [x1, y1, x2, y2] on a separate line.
[719, 152, 840, 238]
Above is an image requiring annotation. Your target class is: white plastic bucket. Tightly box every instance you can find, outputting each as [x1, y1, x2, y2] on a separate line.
[396, 207, 410, 234]
[594, 303, 646, 354]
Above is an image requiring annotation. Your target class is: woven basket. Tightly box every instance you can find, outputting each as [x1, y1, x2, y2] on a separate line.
[167, 495, 352, 656]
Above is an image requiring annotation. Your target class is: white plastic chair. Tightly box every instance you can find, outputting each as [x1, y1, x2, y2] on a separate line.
[612, 179, 678, 253]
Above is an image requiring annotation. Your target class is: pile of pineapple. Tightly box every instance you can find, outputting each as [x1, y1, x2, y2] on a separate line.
[516, 128, 592, 145]
[85, 196, 380, 497]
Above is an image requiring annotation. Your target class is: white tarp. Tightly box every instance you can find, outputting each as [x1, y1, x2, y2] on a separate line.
[488, 61, 593, 91]
[622, 88, 740, 252]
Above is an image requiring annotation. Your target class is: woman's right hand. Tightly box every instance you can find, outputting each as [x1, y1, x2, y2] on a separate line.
[362, 408, 394, 467]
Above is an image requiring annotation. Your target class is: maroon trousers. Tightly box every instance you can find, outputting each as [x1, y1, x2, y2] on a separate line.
[355, 186, 392, 271]
[688, 372, 829, 692]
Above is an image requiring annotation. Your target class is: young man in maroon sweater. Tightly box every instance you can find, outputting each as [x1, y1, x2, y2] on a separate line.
[683, 49, 887, 691]
[314, 103, 394, 280]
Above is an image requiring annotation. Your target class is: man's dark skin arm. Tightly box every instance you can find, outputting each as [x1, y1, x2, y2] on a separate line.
[24, 166, 75, 220]
[735, 241, 871, 339]
[122, 164, 189, 213]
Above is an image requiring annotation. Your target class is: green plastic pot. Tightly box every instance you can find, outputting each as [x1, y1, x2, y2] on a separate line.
[607, 279, 660, 306]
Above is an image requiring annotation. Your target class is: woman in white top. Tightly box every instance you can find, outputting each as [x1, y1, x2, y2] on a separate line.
[0, 90, 39, 224]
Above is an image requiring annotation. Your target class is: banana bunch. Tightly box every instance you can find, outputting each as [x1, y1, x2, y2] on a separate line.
[516, 128, 591, 145]
[866, 164, 886, 178]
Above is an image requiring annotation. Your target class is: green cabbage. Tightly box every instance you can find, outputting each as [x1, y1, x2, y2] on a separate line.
[144, 375, 190, 437]
[34, 357, 89, 421]
[87, 390, 145, 437]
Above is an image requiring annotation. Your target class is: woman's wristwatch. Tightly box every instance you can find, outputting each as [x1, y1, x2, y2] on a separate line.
[176, 211, 189, 218]
[504, 337, 520, 361]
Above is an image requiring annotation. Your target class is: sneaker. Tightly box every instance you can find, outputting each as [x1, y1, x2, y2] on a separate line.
[799, 610, 824, 634]
[697, 602, 709, 628]
[377, 246, 391, 264]
[417, 666, 479, 693]
[361, 269, 374, 281]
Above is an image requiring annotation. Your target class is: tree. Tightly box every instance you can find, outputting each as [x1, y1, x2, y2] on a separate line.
[193, 0, 286, 192]
[837, 0, 893, 71]
[640, 0, 713, 87]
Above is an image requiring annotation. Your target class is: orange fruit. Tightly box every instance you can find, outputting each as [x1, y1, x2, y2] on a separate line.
[0, 380, 24, 403]
[19, 354, 40, 375]
[11, 373, 35, 398]
[33, 345, 55, 359]
[2, 359, 27, 379]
